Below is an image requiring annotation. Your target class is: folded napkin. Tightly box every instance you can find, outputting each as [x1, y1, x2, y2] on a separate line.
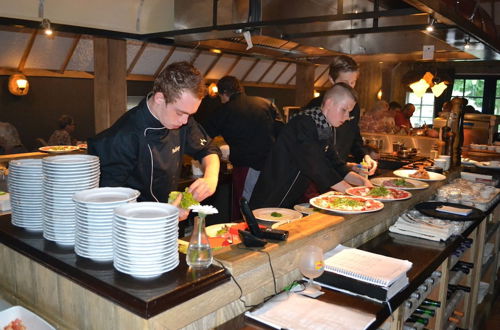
[436, 205, 472, 216]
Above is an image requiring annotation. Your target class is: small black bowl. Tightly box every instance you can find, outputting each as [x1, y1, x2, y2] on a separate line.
[425, 165, 443, 174]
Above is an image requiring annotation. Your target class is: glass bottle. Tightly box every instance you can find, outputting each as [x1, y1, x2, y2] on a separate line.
[186, 215, 213, 268]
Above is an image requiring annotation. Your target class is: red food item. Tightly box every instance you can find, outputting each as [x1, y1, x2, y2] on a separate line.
[3, 318, 26, 330]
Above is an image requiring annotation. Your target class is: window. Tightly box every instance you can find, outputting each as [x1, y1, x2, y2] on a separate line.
[406, 92, 435, 127]
[451, 79, 484, 111]
[496, 80, 500, 116]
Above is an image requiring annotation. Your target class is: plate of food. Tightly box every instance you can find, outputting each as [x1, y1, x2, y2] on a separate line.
[309, 193, 384, 214]
[39, 145, 80, 153]
[252, 208, 303, 222]
[205, 223, 242, 247]
[77, 143, 88, 150]
[475, 160, 500, 169]
[345, 186, 412, 202]
[370, 177, 429, 190]
[394, 168, 446, 181]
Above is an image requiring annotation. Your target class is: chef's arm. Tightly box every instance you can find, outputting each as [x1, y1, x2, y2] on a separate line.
[188, 154, 220, 202]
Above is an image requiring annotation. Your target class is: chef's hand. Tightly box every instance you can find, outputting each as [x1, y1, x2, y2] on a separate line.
[331, 180, 353, 193]
[170, 192, 190, 221]
[364, 154, 378, 175]
[344, 171, 373, 187]
[188, 176, 218, 202]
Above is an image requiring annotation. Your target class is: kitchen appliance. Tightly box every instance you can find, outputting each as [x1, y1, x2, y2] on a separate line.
[462, 114, 500, 145]
[378, 153, 428, 170]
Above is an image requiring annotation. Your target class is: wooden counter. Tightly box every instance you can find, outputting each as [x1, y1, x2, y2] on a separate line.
[0, 171, 451, 329]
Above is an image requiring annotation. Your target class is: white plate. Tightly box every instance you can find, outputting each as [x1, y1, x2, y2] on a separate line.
[73, 187, 139, 204]
[309, 193, 384, 214]
[205, 223, 238, 237]
[345, 186, 412, 202]
[393, 169, 446, 182]
[114, 202, 179, 220]
[252, 208, 303, 222]
[475, 161, 500, 169]
[0, 306, 55, 330]
[42, 154, 99, 164]
[370, 177, 429, 190]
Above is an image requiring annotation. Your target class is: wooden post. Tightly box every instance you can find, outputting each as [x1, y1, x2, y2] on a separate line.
[93, 37, 127, 134]
[295, 63, 315, 107]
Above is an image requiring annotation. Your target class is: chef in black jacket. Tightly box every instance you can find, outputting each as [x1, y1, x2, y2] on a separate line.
[89, 62, 220, 220]
[250, 83, 372, 209]
[306, 55, 378, 174]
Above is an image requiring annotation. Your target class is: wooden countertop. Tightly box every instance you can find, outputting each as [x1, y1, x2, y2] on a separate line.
[0, 215, 231, 318]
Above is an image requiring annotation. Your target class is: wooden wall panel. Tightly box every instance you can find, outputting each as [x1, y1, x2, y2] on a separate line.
[295, 63, 315, 107]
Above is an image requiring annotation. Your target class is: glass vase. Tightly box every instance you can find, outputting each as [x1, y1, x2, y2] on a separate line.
[186, 215, 213, 268]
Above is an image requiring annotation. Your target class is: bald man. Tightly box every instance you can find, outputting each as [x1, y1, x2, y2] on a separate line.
[250, 83, 372, 209]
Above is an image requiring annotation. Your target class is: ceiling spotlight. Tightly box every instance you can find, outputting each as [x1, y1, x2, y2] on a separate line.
[464, 36, 471, 49]
[41, 18, 53, 36]
[426, 17, 435, 32]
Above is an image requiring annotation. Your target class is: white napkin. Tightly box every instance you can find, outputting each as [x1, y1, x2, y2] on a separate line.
[436, 205, 472, 216]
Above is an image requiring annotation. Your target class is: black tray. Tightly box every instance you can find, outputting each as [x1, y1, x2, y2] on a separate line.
[415, 202, 485, 222]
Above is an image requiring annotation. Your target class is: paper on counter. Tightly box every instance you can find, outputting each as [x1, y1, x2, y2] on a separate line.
[245, 292, 375, 330]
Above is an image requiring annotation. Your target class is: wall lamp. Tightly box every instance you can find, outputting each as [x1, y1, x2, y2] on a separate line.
[208, 83, 218, 97]
[8, 74, 30, 96]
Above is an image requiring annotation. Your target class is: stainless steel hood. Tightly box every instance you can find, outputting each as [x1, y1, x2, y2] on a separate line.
[169, 0, 500, 61]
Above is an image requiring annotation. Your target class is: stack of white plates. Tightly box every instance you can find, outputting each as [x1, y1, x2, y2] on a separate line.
[73, 187, 140, 261]
[112, 202, 179, 278]
[8, 158, 43, 231]
[42, 155, 100, 246]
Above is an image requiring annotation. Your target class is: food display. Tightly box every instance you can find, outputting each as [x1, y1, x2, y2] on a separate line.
[252, 208, 303, 222]
[371, 177, 429, 190]
[310, 193, 384, 214]
[346, 186, 412, 201]
[168, 188, 199, 209]
[38, 145, 79, 153]
[3, 319, 26, 330]
[409, 167, 430, 180]
[383, 178, 415, 188]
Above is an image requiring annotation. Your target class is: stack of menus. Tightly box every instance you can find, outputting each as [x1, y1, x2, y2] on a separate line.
[315, 245, 413, 302]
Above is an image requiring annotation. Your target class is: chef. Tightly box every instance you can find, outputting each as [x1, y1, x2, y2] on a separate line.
[250, 83, 372, 209]
[88, 62, 221, 219]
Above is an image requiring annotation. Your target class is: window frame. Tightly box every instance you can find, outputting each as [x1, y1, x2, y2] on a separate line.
[451, 75, 500, 115]
[405, 92, 435, 127]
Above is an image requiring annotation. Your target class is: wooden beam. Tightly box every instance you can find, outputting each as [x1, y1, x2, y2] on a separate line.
[204, 78, 296, 90]
[241, 59, 260, 82]
[127, 42, 148, 75]
[127, 74, 155, 81]
[60, 35, 81, 73]
[0, 68, 94, 79]
[314, 66, 329, 84]
[286, 72, 296, 85]
[18, 29, 38, 72]
[272, 62, 292, 84]
[295, 62, 315, 107]
[108, 38, 127, 125]
[224, 56, 241, 76]
[189, 49, 202, 65]
[154, 46, 176, 77]
[204, 53, 222, 77]
[94, 37, 110, 133]
[256, 60, 277, 83]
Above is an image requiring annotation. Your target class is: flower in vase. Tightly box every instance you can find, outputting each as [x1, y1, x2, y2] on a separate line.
[189, 204, 218, 216]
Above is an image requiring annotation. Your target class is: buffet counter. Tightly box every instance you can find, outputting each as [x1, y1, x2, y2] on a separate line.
[0, 171, 453, 329]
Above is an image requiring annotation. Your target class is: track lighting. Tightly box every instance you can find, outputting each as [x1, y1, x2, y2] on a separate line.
[41, 18, 53, 36]
[426, 17, 435, 32]
[464, 35, 471, 49]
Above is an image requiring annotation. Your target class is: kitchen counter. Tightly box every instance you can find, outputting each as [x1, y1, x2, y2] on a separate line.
[0, 170, 454, 329]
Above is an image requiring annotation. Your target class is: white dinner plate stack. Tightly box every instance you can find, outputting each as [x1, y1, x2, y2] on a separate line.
[73, 187, 140, 262]
[42, 154, 100, 246]
[8, 158, 44, 231]
[112, 202, 179, 278]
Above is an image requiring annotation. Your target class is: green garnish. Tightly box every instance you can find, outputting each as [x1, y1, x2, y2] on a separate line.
[0, 191, 6, 195]
[215, 225, 229, 236]
[168, 188, 200, 209]
[271, 212, 283, 217]
[329, 198, 364, 208]
[368, 186, 389, 197]
[393, 178, 413, 187]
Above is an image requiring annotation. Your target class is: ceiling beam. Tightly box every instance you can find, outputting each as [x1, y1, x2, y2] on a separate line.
[127, 42, 148, 75]
[60, 35, 81, 73]
[224, 56, 241, 76]
[314, 66, 329, 84]
[154, 46, 176, 77]
[272, 62, 292, 84]
[256, 60, 277, 83]
[241, 59, 260, 82]
[18, 29, 38, 72]
[286, 73, 296, 85]
[204, 53, 222, 77]
[190, 50, 202, 65]
[0, 67, 94, 79]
